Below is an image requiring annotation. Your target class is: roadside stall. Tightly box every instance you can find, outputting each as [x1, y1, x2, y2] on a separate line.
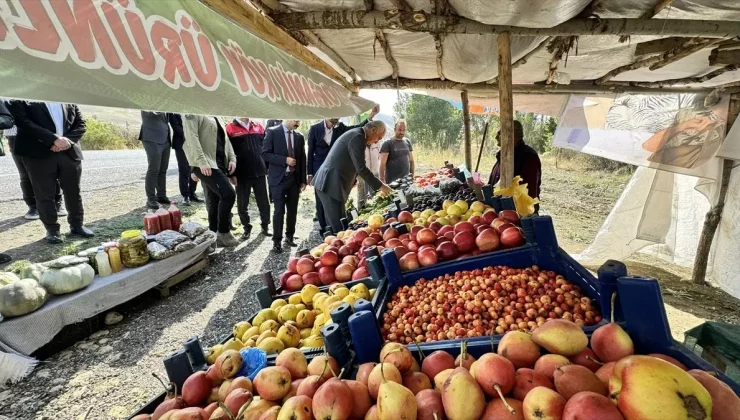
[2, 0, 740, 418]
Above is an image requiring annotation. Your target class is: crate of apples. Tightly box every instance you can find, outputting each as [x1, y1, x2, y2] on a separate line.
[350, 317, 739, 420]
[381, 265, 601, 345]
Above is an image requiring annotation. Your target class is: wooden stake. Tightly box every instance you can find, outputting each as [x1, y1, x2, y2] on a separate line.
[461, 90, 472, 169]
[434, 33, 446, 80]
[498, 32, 515, 189]
[692, 93, 740, 285]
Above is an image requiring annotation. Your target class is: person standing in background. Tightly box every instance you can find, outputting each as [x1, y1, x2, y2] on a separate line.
[313, 121, 392, 234]
[307, 105, 380, 234]
[139, 111, 172, 209]
[183, 115, 239, 247]
[8, 101, 92, 243]
[169, 113, 200, 205]
[0, 101, 14, 263]
[226, 117, 271, 240]
[379, 120, 415, 184]
[262, 120, 306, 253]
[489, 120, 541, 202]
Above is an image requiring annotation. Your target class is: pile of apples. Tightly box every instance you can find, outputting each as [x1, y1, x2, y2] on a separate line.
[414, 167, 454, 188]
[207, 283, 375, 358]
[280, 244, 371, 292]
[382, 265, 601, 344]
[357, 317, 739, 420]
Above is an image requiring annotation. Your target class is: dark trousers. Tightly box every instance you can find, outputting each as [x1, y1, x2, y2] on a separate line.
[236, 176, 270, 229]
[193, 167, 236, 234]
[9, 137, 61, 208]
[142, 140, 170, 201]
[22, 153, 83, 232]
[174, 148, 198, 198]
[316, 189, 344, 235]
[270, 175, 299, 243]
[314, 190, 327, 231]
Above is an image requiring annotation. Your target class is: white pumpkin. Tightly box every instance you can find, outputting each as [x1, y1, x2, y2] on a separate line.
[40, 263, 95, 295]
[20, 263, 46, 281]
[0, 271, 20, 287]
[0, 278, 47, 317]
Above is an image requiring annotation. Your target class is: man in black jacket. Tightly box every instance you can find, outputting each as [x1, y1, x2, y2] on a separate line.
[139, 111, 172, 209]
[0, 101, 13, 263]
[306, 105, 379, 234]
[262, 120, 306, 253]
[226, 117, 271, 239]
[169, 113, 200, 204]
[8, 101, 92, 243]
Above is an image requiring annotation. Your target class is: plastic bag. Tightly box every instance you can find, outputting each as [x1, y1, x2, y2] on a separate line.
[154, 230, 189, 250]
[237, 348, 268, 381]
[174, 241, 195, 253]
[439, 178, 463, 195]
[193, 230, 217, 245]
[147, 242, 175, 260]
[180, 221, 207, 239]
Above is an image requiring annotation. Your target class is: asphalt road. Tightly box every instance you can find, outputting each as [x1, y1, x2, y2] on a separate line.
[0, 149, 178, 203]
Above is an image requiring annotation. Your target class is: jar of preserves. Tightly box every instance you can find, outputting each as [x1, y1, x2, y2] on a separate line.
[119, 230, 150, 268]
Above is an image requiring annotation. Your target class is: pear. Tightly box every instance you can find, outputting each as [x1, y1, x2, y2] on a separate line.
[553, 365, 607, 400]
[253, 366, 292, 401]
[441, 367, 485, 420]
[402, 371, 432, 395]
[278, 395, 313, 420]
[481, 398, 524, 420]
[276, 324, 301, 348]
[590, 294, 634, 363]
[233, 321, 252, 339]
[301, 284, 320, 305]
[253, 308, 277, 326]
[368, 362, 401, 400]
[513, 368, 554, 401]
[562, 391, 624, 420]
[377, 362, 417, 420]
[345, 380, 373, 420]
[416, 389, 446, 420]
[270, 299, 288, 311]
[259, 406, 281, 420]
[307, 355, 339, 382]
[498, 331, 541, 369]
[276, 348, 308, 379]
[296, 375, 324, 398]
[379, 342, 414, 373]
[689, 369, 740, 420]
[533, 354, 570, 381]
[532, 319, 588, 357]
[282, 379, 302, 404]
[239, 399, 278, 419]
[569, 348, 603, 372]
[356, 362, 377, 386]
[312, 377, 353, 420]
[433, 368, 454, 390]
[422, 350, 456, 382]
[522, 386, 566, 420]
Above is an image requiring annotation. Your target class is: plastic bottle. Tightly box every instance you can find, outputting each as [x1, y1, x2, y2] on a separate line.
[155, 205, 172, 231]
[108, 245, 123, 273]
[96, 247, 112, 277]
[144, 210, 161, 235]
[167, 202, 182, 232]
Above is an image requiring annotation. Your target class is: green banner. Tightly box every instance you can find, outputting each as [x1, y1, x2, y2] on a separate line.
[0, 0, 374, 118]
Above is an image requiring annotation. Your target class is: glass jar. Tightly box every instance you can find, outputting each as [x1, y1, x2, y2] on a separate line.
[119, 230, 150, 268]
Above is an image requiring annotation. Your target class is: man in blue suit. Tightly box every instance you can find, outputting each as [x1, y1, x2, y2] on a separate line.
[307, 105, 379, 234]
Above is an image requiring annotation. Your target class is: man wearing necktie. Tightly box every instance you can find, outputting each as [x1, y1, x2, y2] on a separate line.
[262, 120, 306, 253]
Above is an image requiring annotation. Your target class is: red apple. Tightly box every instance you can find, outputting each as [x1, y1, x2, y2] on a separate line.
[429, 222, 442, 233]
[410, 226, 423, 237]
[353, 230, 369, 244]
[324, 245, 338, 254]
[286, 274, 303, 291]
[302, 272, 321, 286]
[352, 267, 370, 280]
[386, 217, 397, 224]
[398, 233, 410, 242]
[418, 248, 438, 267]
[476, 229, 501, 252]
[399, 252, 420, 272]
[296, 258, 315, 275]
[370, 233, 383, 243]
[279, 271, 294, 289]
[398, 211, 414, 224]
[443, 231, 455, 242]
[468, 216, 481, 225]
[416, 228, 437, 245]
[314, 261, 323, 270]
[395, 246, 410, 260]
[499, 210, 521, 225]
[407, 241, 419, 252]
[494, 221, 516, 234]
[476, 225, 493, 235]
[321, 251, 339, 267]
[453, 222, 475, 235]
[338, 245, 352, 258]
[342, 255, 359, 266]
[383, 228, 399, 241]
[386, 238, 403, 248]
[400, 239, 411, 248]
[501, 227, 525, 248]
[358, 258, 367, 268]
[335, 263, 354, 282]
[287, 258, 299, 273]
[362, 237, 378, 248]
[418, 244, 435, 253]
[481, 210, 497, 225]
[436, 241, 458, 261]
[437, 225, 454, 236]
[330, 238, 344, 248]
[318, 267, 336, 285]
[453, 231, 476, 253]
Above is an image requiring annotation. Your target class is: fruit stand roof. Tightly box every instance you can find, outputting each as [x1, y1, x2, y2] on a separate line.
[209, 0, 740, 112]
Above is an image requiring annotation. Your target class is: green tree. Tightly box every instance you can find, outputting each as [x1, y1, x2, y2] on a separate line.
[394, 92, 410, 121]
[405, 94, 462, 149]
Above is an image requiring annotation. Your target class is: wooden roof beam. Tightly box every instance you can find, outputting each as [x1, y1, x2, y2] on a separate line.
[649, 38, 722, 70]
[203, 0, 356, 91]
[627, 65, 738, 88]
[710, 48, 740, 66]
[273, 11, 740, 37]
[375, 29, 399, 79]
[620, 0, 675, 42]
[390, 0, 412, 12]
[433, 33, 445, 80]
[300, 31, 359, 81]
[359, 78, 714, 94]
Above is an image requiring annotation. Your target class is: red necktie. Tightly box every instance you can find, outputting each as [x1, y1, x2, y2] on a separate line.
[287, 130, 295, 172]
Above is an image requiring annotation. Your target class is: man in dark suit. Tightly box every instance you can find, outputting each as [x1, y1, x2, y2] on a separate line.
[140, 111, 173, 209]
[307, 105, 379, 234]
[262, 120, 306, 253]
[313, 120, 392, 234]
[169, 113, 200, 205]
[8, 101, 92, 243]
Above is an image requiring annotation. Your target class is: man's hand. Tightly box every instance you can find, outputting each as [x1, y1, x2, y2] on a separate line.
[379, 184, 392, 197]
[228, 161, 236, 175]
[369, 104, 380, 120]
[199, 165, 212, 176]
[300, 183, 306, 192]
[286, 157, 297, 167]
[191, 173, 199, 182]
[307, 175, 313, 186]
[229, 176, 237, 186]
[52, 138, 71, 151]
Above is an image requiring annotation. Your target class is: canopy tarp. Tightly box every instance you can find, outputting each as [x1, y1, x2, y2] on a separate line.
[0, 0, 374, 118]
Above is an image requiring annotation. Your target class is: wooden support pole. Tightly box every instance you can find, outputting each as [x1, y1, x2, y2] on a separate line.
[692, 94, 740, 285]
[649, 38, 723, 70]
[273, 12, 740, 37]
[375, 29, 399, 79]
[498, 32, 515, 189]
[433, 33, 445, 80]
[461, 90, 472, 169]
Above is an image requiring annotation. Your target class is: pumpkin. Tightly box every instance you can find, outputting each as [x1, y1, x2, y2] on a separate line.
[0, 272, 20, 287]
[40, 262, 95, 295]
[20, 263, 46, 282]
[0, 278, 47, 317]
